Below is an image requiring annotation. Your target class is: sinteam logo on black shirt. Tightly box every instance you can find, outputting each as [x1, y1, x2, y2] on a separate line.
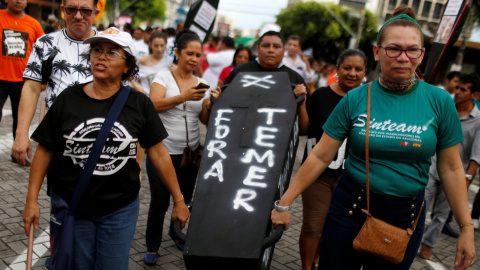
[63, 118, 138, 175]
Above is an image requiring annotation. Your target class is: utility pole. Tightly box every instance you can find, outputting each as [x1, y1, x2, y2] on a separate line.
[354, 9, 366, 49]
[452, 10, 475, 71]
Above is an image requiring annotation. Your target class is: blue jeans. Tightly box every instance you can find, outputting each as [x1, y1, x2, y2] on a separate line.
[145, 154, 198, 253]
[74, 197, 139, 270]
[422, 175, 450, 247]
[318, 172, 425, 270]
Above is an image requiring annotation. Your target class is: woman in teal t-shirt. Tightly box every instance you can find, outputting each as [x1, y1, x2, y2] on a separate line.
[271, 6, 476, 270]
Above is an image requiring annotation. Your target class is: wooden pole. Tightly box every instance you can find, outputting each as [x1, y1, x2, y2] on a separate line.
[26, 225, 34, 270]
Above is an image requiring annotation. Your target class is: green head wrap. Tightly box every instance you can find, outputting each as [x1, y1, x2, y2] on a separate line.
[377, 14, 422, 40]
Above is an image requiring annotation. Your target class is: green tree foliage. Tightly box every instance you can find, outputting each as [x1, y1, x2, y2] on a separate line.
[126, 0, 166, 26]
[276, 2, 377, 63]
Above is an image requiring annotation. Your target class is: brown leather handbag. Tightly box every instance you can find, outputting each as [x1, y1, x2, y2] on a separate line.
[352, 83, 424, 264]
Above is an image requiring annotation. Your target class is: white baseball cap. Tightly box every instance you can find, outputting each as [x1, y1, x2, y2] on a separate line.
[84, 27, 137, 58]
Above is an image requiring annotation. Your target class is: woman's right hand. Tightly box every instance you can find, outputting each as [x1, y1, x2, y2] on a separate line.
[22, 202, 39, 236]
[172, 201, 190, 228]
[182, 86, 207, 101]
[271, 209, 292, 230]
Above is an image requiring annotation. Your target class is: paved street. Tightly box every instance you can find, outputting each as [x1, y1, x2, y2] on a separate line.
[1, 96, 479, 270]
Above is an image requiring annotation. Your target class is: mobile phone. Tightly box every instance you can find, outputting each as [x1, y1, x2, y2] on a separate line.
[196, 83, 210, 90]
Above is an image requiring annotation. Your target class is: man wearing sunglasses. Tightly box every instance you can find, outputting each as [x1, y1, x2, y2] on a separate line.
[12, 0, 99, 166]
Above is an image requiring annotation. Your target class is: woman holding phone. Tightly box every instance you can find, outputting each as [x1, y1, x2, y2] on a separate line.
[142, 29, 221, 266]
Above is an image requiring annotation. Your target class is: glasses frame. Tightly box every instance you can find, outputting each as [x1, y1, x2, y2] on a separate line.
[377, 45, 425, 59]
[63, 6, 95, 17]
[90, 48, 127, 61]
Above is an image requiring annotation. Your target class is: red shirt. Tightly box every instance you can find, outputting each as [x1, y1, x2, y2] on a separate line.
[218, 65, 234, 84]
[200, 44, 217, 72]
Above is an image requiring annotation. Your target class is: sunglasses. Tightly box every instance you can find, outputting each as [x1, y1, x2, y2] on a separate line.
[64, 6, 95, 17]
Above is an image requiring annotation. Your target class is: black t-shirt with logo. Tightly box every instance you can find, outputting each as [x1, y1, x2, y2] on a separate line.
[32, 84, 168, 218]
[302, 86, 347, 171]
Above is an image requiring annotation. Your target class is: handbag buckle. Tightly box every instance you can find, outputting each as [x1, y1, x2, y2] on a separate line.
[383, 238, 392, 244]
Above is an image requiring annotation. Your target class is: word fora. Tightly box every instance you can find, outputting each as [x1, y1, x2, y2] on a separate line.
[203, 108, 287, 212]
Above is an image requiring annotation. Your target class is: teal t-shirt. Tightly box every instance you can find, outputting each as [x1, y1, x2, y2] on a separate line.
[323, 80, 463, 197]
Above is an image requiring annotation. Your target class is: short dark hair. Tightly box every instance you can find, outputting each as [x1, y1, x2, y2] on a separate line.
[221, 36, 235, 49]
[82, 41, 139, 82]
[287, 35, 301, 44]
[210, 36, 219, 44]
[337, 49, 367, 68]
[446, 71, 461, 81]
[165, 28, 176, 37]
[259, 31, 285, 46]
[459, 73, 480, 93]
[174, 29, 201, 54]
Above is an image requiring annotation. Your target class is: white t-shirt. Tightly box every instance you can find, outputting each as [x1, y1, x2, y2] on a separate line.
[136, 55, 173, 96]
[202, 49, 235, 89]
[166, 37, 175, 57]
[151, 71, 210, 154]
[23, 29, 97, 111]
[134, 40, 149, 59]
[283, 53, 315, 83]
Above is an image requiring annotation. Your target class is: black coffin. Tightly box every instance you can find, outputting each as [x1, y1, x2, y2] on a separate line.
[182, 72, 301, 269]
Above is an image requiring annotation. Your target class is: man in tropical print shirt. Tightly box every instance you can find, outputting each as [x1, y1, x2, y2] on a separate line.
[12, 0, 100, 166]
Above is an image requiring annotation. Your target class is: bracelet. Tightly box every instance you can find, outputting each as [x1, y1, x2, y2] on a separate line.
[459, 222, 474, 228]
[174, 195, 184, 203]
[274, 200, 292, 212]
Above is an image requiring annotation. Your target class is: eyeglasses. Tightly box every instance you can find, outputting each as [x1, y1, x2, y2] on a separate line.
[64, 6, 95, 17]
[378, 45, 424, 59]
[90, 48, 126, 61]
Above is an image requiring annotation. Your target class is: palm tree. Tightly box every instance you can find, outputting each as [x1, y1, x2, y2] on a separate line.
[67, 81, 81, 88]
[33, 45, 44, 61]
[71, 64, 90, 81]
[24, 62, 42, 77]
[47, 92, 57, 110]
[38, 35, 54, 49]
[46, 46, 61, 58]
[53, 59, 72, 83]
[46, 78, 56, 91]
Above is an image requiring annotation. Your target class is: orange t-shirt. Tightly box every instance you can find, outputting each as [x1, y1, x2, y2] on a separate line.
[0, 10, 44, 82]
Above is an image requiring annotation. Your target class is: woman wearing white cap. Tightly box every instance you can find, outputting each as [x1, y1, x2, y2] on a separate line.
[21, 27, 189, 270]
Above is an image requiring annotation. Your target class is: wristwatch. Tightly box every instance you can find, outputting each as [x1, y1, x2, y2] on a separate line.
[274, 200, 292, 212]
[465, 174, 473, 181]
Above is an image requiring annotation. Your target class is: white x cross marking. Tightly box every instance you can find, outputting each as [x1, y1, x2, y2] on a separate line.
[241, 75, 276, 89]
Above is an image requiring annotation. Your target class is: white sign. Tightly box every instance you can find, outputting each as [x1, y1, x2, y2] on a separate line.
[194, 1, 217, 30]
[434, 16, 457, 44]
[189, 24, 206, 42]
[444, 0, 463, 16]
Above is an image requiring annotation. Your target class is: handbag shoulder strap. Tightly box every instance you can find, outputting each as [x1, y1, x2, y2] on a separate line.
[68, 86, 131, 215]
[364, 82, 424, 230]
[170, 71, 191, 148]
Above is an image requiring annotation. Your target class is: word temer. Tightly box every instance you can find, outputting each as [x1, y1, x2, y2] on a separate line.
[203, 108, 287, 212]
